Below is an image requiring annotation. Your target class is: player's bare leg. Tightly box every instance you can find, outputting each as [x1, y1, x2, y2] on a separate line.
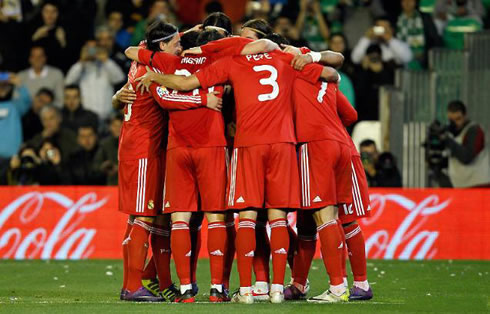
[124, 215, 164, 302]
[170, 212, 195, 303]
[307, 206, 348, 303]
[206, 212, 229, 302]
[266, 208, 290, 304]
[253, 211, 270, 301]
[343, 220, 373, 300]
[121, 216, 134, 299]
[232, 210, 258, 304]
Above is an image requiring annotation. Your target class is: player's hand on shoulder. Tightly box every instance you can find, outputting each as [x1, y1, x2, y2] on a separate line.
[281, 44, 302, 56]
[135, 66, 155, 94]
[206, 91, 223, 112]
[291, 54, 313, 71]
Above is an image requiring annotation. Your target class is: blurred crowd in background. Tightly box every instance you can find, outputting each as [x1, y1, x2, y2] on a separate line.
[0, 0, 489, 187]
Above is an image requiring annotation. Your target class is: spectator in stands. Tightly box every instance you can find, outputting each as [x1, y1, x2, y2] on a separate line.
[65, 40, 125, 120]
[61, 85, 99, 132]
[351, 16, 413, 66]
[130, 0, 179, 46]
[441, 0, 483, 49]
[328, 32, 357, 107]
[64, 125, 105, 185]
[443, 100, 490, 187]
[360, 139, 402, 187]
[273, 15, 307, 47]
[397, 0, 442, 69]
[28, 105, 77, 161]
[107, 11, 131, 49]
[354, 44, 395, 120]
[296, 0, 330, 51]
[95, 25, 131, 77]
[22, 88, 54, 142]
[105, 0, 149, 30]
[30, 1, 68, 72]
[94, 113, 122, 185]
[434, 0, 484, 34]
[0, 0, 30, 71]
[0, 73, 30, 159]
[18, 46, 64, 105]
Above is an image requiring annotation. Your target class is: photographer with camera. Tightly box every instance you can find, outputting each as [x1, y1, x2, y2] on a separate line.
[440, 101, 490, 188]
[360, 139, 402, 187]
[351, 16, 413, 66]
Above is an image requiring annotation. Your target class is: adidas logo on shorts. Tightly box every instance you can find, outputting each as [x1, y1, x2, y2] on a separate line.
[274, 248, 287, 254]
[313, 196, 322, 203]
[210, 250, 224, 256]
[236, 196, 245, 203]
[245, 250, 254, 257]
[165, 201, 171, 208]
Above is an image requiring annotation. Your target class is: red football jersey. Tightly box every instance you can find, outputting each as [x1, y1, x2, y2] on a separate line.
[119, 61, 167, 161]
[195, 50, 323, 147]
[138, 49, 226, 149]
[199, 36, 252, 60]
[293, 80, 349, 144]
[337, 90, 360, 157]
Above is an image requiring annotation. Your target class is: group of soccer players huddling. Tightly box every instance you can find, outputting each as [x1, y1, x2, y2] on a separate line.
[112, 11, 373, 304]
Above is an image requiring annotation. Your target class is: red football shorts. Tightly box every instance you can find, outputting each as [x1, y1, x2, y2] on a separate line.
[163, 146, 228, 213]
[227, 143, 300, 210]
[118, 155, 165, 216]
[299, 140, 352, 209]
[339, 155, 372, 224]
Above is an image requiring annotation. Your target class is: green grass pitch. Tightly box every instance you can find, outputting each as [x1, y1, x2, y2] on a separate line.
[0, 259, 488, 313]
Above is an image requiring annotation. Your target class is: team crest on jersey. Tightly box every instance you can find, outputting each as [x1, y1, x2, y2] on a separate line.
[156, 86, 168, 98]
[147, 200, 154, 210]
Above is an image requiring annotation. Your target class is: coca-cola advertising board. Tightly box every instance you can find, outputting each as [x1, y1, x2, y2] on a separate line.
[0, 187, 488, 260]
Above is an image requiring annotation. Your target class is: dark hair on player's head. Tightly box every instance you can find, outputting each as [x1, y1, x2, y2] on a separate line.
[145, 20, 178, 52]
[447, 100, 467, 115]
[64, 84, 80, 93]
[197, 29, 225, 46]
[242, 19, 272, 39]
[180, 31, 199, 50]
[37, 87, 55, 101]
[203, 12, 232, 35]
[360, 139, 377, 148]
[205, 1, 223, 14]
[265, 33, 289, 47]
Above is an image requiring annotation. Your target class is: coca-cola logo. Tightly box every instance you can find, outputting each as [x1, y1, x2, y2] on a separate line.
[0, 192, 108, 260]
[363, 193, 451, 260]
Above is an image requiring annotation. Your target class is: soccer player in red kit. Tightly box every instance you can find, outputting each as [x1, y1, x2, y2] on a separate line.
[337, 91, 373, 301]
[114, 21, 222, 302]
[137, 48, 339, 304]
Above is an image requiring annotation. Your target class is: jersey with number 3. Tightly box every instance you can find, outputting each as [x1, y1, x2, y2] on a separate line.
[195, 50, 323, 147]
[119, 61, 167, 161]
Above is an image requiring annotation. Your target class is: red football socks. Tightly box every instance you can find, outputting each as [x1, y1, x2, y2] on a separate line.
[122, 219, 133, 290]
[171, 221, 192, 285]
[223, 221, 236, 289]
[317, 219, 344, 286]
[293, 234, 317, 286]
[253, 222, 270, 283]
[270, 218, 289, 285]
[344, 223, 368, 281]
[287, 224, 298, 278]
[151, 225, 172, 289]
[337, 219, 347, 278]
[236, 219, 256, 288]
[126, 219, 152, 292]
[208, 221, 227, 285]
[190, 224, 201, 284]
[141, 255, 156, 280]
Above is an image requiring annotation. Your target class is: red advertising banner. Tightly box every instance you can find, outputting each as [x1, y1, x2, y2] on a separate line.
[0, 187, 488, 260]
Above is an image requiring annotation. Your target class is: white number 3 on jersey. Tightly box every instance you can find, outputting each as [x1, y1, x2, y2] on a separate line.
[253, 65, 279, 101]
